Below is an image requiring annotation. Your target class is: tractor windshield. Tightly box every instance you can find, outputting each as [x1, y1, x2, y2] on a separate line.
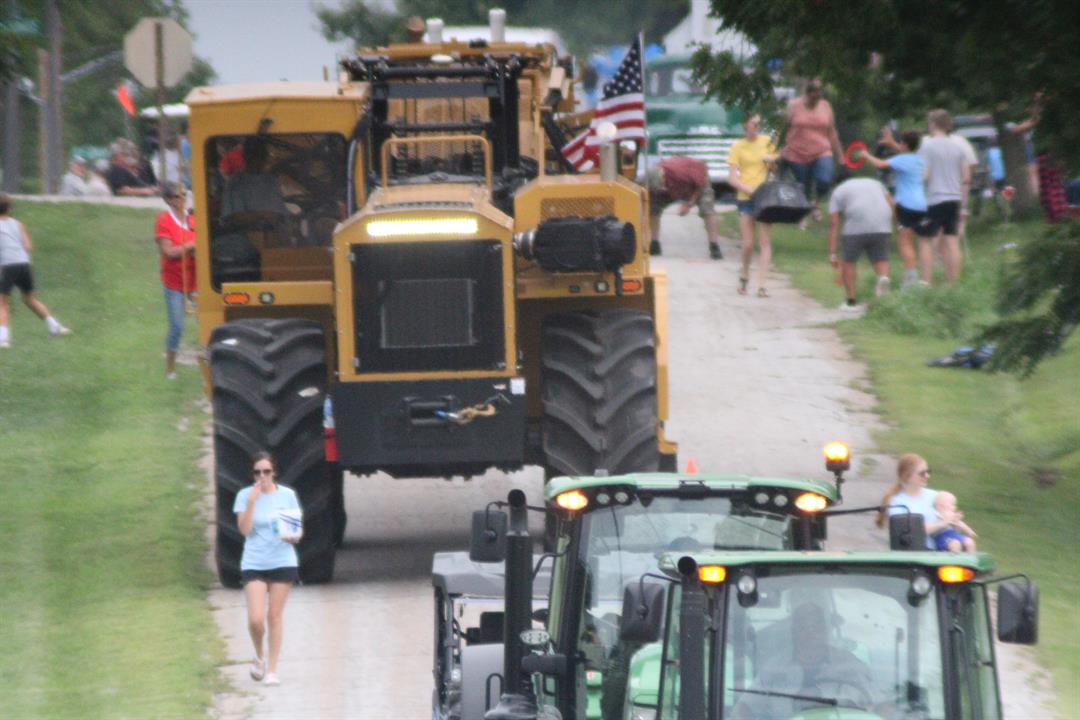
[717, 569, 947, 720]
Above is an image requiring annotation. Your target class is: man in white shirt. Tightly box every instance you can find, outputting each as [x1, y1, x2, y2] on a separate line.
[59, 157, 88, 196]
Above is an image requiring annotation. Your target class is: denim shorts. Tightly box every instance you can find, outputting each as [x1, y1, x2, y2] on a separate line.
[736, 200, 755, 216]
[783, 156, 834, 199]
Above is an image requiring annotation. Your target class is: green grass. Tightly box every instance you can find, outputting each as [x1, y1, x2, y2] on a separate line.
[755, 208, 1080, 713]
[0, 202, 222, 718]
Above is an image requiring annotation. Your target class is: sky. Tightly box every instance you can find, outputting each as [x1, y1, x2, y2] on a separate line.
[186, 0, 352, 85]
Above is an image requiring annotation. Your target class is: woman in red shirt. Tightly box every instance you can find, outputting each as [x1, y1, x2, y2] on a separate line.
[155, 182, 195, 379]
[781, 79, 843, 221]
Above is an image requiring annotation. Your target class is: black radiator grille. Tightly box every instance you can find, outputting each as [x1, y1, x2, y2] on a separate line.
[352, 240, 505, 372]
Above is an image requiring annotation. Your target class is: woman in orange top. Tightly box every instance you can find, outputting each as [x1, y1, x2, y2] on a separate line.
[781, 79, 843, 218]
[155, 181, 195, 379]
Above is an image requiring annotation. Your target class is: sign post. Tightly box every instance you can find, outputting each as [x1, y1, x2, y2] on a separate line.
[123, 17, 192, 186]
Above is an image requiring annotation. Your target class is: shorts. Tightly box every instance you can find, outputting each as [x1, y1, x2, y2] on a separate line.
[782, 155, 834, 199]
[647, 166, 716, 217]
[241, 567, 300, 585]
[840, 233, 890, 264]
[0, 263, 34, 295]
[895, 205, 936, 237]
[926, 201, 960, 236]
[736, 199, 755, 215]
[933, 529, 967, 551]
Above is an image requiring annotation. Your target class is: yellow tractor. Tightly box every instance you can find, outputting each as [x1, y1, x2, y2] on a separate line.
[187, 28, 677, 586]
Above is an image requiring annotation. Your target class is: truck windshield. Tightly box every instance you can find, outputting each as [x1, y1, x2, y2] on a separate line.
[646, 66, 704, 98]
[722, 569, 946, 720]
[572, 496, 792, 717]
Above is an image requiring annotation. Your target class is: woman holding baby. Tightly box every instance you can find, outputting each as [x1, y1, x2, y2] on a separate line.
[234, 451, 303, 686]
[875, 453, 976, 552]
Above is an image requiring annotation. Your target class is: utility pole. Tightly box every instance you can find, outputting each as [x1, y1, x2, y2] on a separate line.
[2, 0, 22, 193]
[38, 0, 62, 194]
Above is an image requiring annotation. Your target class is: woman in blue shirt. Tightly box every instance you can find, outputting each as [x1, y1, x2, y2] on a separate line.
[862, 129, 933, 289]
[234, 451, 302, 686]
[875, 453, 952, 549]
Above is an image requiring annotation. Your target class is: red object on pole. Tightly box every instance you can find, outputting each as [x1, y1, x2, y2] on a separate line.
[843, 140, 868, 170]
[1001, 185, 1016, 200]
[116, 83, 135, 116]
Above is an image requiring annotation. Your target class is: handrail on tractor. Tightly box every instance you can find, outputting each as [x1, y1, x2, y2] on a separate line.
[380, 134, 493, 190]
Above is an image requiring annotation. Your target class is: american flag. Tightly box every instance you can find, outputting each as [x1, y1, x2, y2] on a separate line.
[561, 36, 646, 172]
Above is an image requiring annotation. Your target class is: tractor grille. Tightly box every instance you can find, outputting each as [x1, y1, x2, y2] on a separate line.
[351, 240, 505, 373]
[540, 196, 614, 221]
[657, 137, 738, 182]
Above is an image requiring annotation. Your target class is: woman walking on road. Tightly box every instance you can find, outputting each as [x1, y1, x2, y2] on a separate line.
[235, 451, 303, 686]
[728, 114, 779, 297]
[0, 193, 72, 348]
[875, 453, 950, 549]
[780, 78, 843, 227]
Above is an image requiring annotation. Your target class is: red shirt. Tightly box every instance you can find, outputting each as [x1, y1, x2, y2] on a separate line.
[156, 210, 196, 292]
[782, 97, 836, 164]
[660, 157, 708, 201]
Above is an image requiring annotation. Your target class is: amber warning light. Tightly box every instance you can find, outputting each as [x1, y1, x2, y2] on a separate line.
[824, 441, 850, 474]
[555, 490, 589, 512]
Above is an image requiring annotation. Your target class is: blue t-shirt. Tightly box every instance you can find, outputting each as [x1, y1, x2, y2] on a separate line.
[886, 153, 927, 211]
[888, 489, 938, 549]
[987, 147, 1005, 182]
[233, 485, 301, 570]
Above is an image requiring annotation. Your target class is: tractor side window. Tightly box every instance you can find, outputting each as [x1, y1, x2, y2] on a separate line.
[953, 586, 1002, 720]
[204, 133, 347, 290]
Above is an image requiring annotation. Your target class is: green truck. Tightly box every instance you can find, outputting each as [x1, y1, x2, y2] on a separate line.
[436, 447, 849, 719]
[615, 549, 1037, 720]
[641, 53, 744, 193]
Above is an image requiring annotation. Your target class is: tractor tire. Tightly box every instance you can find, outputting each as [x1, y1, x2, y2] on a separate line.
[209, 318, 338, 588]
[541, 309, 661, 478]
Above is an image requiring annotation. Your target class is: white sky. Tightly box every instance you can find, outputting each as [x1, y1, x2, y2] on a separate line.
[186, 0, 352, 85]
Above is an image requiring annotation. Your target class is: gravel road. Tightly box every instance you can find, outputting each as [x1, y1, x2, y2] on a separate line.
[206, 206, 1057, 719]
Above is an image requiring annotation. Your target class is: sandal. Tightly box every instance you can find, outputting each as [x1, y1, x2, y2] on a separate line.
[250, 657, 266, 681]
[757, 287, 770, 298]
[737, 277, 749, 295]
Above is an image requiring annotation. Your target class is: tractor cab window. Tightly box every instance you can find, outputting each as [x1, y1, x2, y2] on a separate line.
[721, 570, 946, 720]
[204, 133, 347, 290]
[646, 66, 704, 98]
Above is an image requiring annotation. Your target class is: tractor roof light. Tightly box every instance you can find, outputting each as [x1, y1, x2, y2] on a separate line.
[366, 217, 479, 238]
[698, 565, 727, 584]
[938, 566, 975, 584]
[794, 492, 828, 513]
[555, 490, 589, 512]
[824, 441, 850, 473]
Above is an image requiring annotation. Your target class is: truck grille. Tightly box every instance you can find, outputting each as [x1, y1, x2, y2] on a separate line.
[351, 240, 505, 373]
[657, 137, 738, 182]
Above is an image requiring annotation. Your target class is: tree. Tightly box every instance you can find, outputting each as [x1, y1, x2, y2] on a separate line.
[690, 0, 1080, 208]
[317, 0, 688, 57]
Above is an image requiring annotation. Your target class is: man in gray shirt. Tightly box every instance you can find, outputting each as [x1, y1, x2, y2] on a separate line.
[919, 109, 971, 283]
[828, 174, 894, 310]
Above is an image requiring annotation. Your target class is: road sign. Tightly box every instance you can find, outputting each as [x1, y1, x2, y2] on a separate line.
[123, 17, 192, 88]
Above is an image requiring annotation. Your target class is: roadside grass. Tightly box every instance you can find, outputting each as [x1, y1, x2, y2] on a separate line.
[0, 202, 222, 717]
[752, 208, 1080, 713]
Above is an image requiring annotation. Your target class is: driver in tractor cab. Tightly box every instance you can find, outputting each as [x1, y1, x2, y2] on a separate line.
[732, 602, 873, 719]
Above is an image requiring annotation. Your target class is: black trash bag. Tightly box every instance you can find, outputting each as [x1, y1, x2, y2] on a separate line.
[752, 180, 814, 224]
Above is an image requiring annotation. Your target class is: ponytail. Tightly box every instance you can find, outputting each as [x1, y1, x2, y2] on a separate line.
[875, 453, 924, 528]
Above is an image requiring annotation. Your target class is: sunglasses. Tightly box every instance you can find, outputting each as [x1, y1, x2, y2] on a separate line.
[253, 468, 274, 476]
[918, 469, 931, 477]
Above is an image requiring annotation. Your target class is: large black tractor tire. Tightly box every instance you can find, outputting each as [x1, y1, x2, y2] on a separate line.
[209, 318, 338, 588]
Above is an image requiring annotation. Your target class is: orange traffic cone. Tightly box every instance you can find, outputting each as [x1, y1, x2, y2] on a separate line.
[684, 457, 699, 474]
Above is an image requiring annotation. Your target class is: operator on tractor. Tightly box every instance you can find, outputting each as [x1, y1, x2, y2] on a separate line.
[646, 156, 722, 259]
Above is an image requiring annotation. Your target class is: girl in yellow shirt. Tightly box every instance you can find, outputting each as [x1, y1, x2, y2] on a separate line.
[728, 115, 779, 296]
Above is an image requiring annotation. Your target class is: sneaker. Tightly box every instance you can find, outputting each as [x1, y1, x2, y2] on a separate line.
[263, 672, 280, 686]
[900, 269, 919, 290]
[709, 243, 723, 260]
[51, 325, 72, 337]
[0, 339, 9, 349]
[649, 239, 662, 256]
[838, 301, 862, 313]
[874, 276, 891, 298]
[166, 371, 177, 381]
[250, 658, 265, 682]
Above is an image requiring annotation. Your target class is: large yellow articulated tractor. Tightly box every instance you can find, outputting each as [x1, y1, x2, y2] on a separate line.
[187, 24, 677, 586]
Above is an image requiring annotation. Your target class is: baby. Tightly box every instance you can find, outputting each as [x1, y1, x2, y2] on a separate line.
[932, 491, 977, 552]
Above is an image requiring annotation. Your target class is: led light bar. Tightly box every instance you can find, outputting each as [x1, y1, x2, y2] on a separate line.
[366, 217, 478, 238]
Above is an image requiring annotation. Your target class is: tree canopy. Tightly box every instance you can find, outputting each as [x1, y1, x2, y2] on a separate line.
[316, 0, 688, 56]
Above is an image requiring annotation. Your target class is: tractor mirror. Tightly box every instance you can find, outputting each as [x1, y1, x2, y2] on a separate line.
[997, 581, 1038, 645]
[620, 580, 665, 643]
[470, 510, 507, 563]
[889, 513, 927, 551]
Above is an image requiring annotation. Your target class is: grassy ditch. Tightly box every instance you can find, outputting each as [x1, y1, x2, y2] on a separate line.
[745, 209, 1079, 713]
[0, 201, 221, 717]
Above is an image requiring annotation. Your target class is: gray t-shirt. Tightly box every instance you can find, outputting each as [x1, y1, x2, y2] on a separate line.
[919, 136, 967, 205]
[828, 178, 892, 236]
[0, 217, 31, 266]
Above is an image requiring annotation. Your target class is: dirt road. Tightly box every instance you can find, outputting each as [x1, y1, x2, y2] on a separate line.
[207, 207, 1056, 719]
